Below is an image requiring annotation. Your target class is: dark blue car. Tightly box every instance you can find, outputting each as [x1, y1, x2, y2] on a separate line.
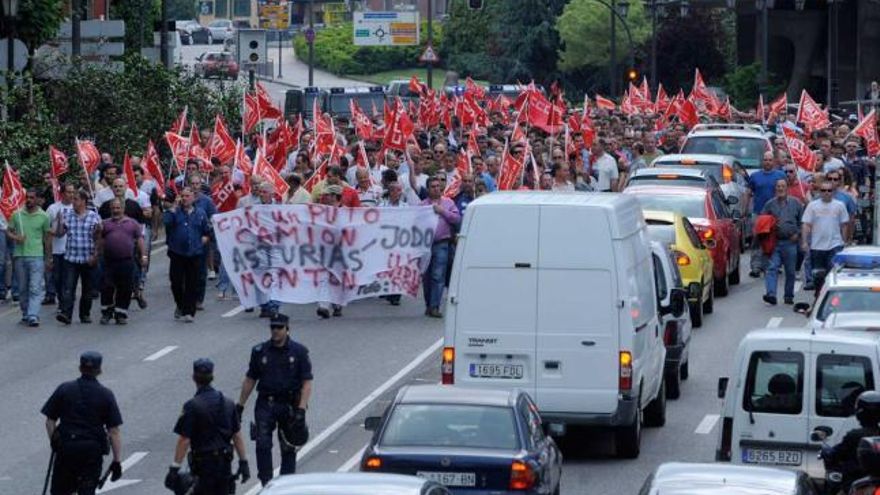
[361, 385, 563, 494]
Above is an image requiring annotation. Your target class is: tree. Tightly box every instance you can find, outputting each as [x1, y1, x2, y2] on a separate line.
[168, 0, 198, 20]
[651, 8, 731, 92]
[557, 0, 651, 72]
[442, 0, 496, 80]
[15, 0, 65, 53]
[111, 0, 161, 53]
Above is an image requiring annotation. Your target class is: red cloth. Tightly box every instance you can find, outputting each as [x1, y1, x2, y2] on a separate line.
[753, 214, 778, 255]
[341, 185, 361, 208]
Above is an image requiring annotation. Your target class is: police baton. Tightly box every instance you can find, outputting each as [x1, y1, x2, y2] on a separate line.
[97, 465, 113, 489]
[41, 451, 55, 495]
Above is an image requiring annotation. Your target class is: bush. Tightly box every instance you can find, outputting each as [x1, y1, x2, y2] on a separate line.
[293, 21, 444, 76]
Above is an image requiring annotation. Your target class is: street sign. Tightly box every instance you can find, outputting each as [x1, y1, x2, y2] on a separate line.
[304, 27, 315, 44]
[0, 38, 27, 71]
[419, 44, 439, 63]
[58, 20, 125, 39]
[353, 11, 419, 46]
[258, 0, 290, 30]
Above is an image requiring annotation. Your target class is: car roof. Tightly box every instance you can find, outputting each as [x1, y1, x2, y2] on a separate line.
[397, 384, 519, 407]
[686, 129, 770, 140]
[743, 326, 880, 347]
[821, 312, 880, 331]
[470, 191, 640, 208]
[631, 167, 712, 179]
[624, 184, 708, 197]
[651, 462, 799, 494]
[261, 473, 428, 494]
[826, 268, 880, 289]
[652, 154, 738, 166]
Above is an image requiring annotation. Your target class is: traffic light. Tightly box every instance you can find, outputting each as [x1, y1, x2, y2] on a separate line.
[626, 68, 639, 83]
[468, 0, 484, 9]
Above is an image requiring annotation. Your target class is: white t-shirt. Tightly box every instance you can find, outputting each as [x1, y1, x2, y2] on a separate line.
[594, 153, 619, 191]
[822, 157, 845, 174]
[46, 202, 73, 254]
[802, 198, 849, 250]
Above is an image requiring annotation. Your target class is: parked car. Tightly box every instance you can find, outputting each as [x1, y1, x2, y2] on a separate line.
[640, 462, 817, 494]
[644, 210, 714, 328]
[443, 192, 670, 458]
[386, 79, 421, 104]
[207, 19, 235, 43]
[362, 385, 563, 494]
[624, 184, 742, 297]
[650, 241, 692, 399]
[194, 51, 239, 79]
[326, 86, 386, 119]
[175, 20, 212, 44]
[649, 154, 750, 217]
[680, 123, 773, 173]
[260, 473, 451, 495]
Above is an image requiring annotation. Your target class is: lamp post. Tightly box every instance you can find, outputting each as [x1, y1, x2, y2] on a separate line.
[756, 0, 768, 96]
[3, 0, 19, 77]
[307, 0, 315, 87]
[827, 0, 840, 110]
[600, 0, 630, 96]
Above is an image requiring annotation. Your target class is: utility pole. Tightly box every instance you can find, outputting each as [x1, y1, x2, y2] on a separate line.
[427, 0, 433, 89]
[160, 0, 169, 68]
[650, 1, 657, 91]
[610, 0, 617, 96]
[72, 0, 81, 60]
[308, 0, 314, 86]
[759, 0, 768, 96]
[828, 0, 840, 110]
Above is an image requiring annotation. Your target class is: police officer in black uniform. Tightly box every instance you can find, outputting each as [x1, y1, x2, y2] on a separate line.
[823, 390, 880, 491]
[41, 351, 123, 495]
[165, 358, 250, 494]
[237, 314, 313, 486]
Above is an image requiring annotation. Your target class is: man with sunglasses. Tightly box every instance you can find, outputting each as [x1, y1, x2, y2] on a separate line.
[824, 170, 857, 244]
[801, 179, 849, 290]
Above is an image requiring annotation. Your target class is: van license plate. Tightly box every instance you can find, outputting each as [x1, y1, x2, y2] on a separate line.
[469, 363, 524, 379]
[417, 471, 476, 487]
[742, 448, 802, 466]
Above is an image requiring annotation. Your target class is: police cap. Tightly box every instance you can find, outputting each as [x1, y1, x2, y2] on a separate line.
[193, 358, 214, 375]
[80, 351, 103, 370]
[270, 313, 290, 329]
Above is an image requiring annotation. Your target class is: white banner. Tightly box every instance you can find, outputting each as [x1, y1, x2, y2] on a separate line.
[213, 205, 438, 306]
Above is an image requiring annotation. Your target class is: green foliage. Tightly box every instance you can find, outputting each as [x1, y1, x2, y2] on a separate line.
[168, 0, 198, 20]
[650, 8, 731, 92]
[723, 63, 786, 109]
[15, 0, 65, 52]
[111, 0, 161, 52]
[442, 0, 496, 79]
[0, 55, 244, 187]
[292, 21, 444, 76]
[557, 0, 651, 72]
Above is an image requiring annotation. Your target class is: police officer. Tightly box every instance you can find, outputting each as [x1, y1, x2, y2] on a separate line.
[165, 359, 250, 495]
[41, 351, 123, 495]
[237, 314, 313, 486]
[824, 391, 880, 491]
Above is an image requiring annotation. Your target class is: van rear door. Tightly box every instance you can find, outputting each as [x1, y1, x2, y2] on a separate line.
[534, 206, 618, 414]
[451, 205, 538, 394]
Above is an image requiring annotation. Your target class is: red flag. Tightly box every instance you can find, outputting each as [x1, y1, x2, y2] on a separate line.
[456, 148, 472, 176]
[211, 114, 237, 166]
[409, 75, 426, 96]
[443, 173, 462, 199]
[254, 150, 289, 197]
[756, 94, 766, 124]
[255, 82, 282, 120]
[302, 157, 328, 193]
[464, 77, 485, 100]
[654, 84, 670, 114]
[211, 178, 238, 212]
[677, 99, 700, 129]
[620, 91, 637, 116]
[640, 77, 651, 103]
[782, 127, 817, 171]
[0, 161, 26, 219]
[75, 139, 100, 176]
[49, 177, 62, 203]
[243, 92, 261, 134]
[355, 140, 370, 168]
[595, 94, 616, 111]
[122, 152, 138, 196]
[852, 109, 880, 157]
[796, 89, 830, 133]
[690, 68, 720, 114]
[459, 93, 488, 127]
[381, 101, 414, 152]
[510, 118, 527, 143]
[497, 143, 526, 191]
[164, 132, 190, 173]
[143, 140, 166, 199]
[188, 123, 211, 171]
[467, 126, 481, 158]
[350, 99, 375, 140]
[717, 97, 732, 121]
[768, 92, 787, 119]
[49, 146, 69, 178]
[170, 106, 188, 135]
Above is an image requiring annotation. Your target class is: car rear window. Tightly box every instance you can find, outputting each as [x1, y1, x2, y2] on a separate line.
[681, 136, 767, 169]
[744, 351, 804, 415]
[816, 289, 880, 321]
[647, 224, 676, 246]
[816, 354, 874, 417]
[653, 162, 723, 182]
[631, 194, 706, 219]
[380, 404, 519, 450]
[628, 175, 708, 189]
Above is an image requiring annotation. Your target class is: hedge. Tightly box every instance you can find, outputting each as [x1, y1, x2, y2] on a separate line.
[293, 21, 444, 76]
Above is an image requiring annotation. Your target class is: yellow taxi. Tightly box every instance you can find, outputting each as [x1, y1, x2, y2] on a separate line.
[643, 210, 715, 328]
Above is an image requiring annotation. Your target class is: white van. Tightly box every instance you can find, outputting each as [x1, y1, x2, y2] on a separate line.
[716, 327, 880, 479]
[442, 192, 680, 458]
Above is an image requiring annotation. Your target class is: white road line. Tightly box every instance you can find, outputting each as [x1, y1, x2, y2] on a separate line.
[96, 451, 148, 493]
[223, 305, 245, 318]
[243, 337, 444, 495]
[151, 244, 168, 255]
[694, 414, 720, 435]
[120, 451, 149, 471]
[337, 445, 367, 472]
[795, 281, 803, 293]
[767, 317, 784, 328]
[143, 346, 178, 362]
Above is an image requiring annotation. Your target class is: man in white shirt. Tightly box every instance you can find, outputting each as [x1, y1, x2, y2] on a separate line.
[801, 180, 849, 288]
[591, 139, 620, 192]
[45, 183, 76, 305]
[354, 167, 383, 206]
[819, 139, 845, 174]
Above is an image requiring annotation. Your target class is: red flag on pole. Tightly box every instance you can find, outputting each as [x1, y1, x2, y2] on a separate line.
[211, 114, 237, 166]
[0, 161, 26, 219]
[164, 132, 190, 173]
[211, 178, 238, 212]
[254, 82, 282, 120]
[594, 94, 616, 111]
[852, 109, 880, 157]
[768, 92, 787, 119]
[143, 140, 166, 199]
[677, 99, 700, 129]
[75, 139, 100, 176]
[122, 152, 138, 196]
[243, 92, 261, 134]
[49, 146, 69, 178]
[350, 99, 375, 140]
[170, 106, 188, 134]
[254, 150, 289, 197]
[795, 89, 830, 133]
[782, 127, 817, 171]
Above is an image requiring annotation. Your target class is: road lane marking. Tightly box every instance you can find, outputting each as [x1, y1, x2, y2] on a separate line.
[243, 337, 444, 495]
[337, 445, 367, 472]
[96, 451, 148, 493]
[151, 244, 168, 255]
[795, 281, 803, 293]
[223, 305, 245, 318]
[143, 346, 178, 362]
[695, 414, 720, 434]
[767, 317, 784, 328]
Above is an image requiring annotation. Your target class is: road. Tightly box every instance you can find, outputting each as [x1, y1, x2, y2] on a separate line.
[0, 245, 813, 494]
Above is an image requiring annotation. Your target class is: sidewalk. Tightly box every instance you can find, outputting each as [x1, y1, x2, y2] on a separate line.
[257, 44, 368, 105]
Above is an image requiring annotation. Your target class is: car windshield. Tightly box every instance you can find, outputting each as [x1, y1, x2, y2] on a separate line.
[380, 404, 519, 450]
[817, 289, 880, 321]
[653, 162, 723, 182]
[681, 136, 766, 169]
[209, 20, 228, 27]
[630, 194, 706, 219]
[329, 94, 384, 114]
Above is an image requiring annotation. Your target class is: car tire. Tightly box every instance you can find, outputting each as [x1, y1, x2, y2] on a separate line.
[553, 484, 560, 495]
[714, 262, 730, 297]
[729, 253, 741, 285]
[680, 360, 689, 380]
[644, 381, 666, 427]
[665, 367, 681, 400]
[703, 283, 714, 315]
[615, 402, 641, 459]
[689, 299, 703, 328]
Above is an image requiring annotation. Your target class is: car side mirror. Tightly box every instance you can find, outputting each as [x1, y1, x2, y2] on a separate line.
[726, 196, 739, 206]
[718, 377, 729, 399]
[669, 288, 686, 318]
[703, 239, 717, 249]
[364, 416, 382, 431]
[793, 302, 811, 315]
[543, 422, 566, 438]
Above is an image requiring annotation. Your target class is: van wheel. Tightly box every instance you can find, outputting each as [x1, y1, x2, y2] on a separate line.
[729, 254, 741, 285]
[665, 367, 681, 400]
[615, 406, 641, 459]
[689, 300, 703, 328]
[714, 271, 729, 297]
[553, 483, 560, 495]
[703, 283, 715, 315]
[644, 381, 667, 427]
[681, 360, 689, 380]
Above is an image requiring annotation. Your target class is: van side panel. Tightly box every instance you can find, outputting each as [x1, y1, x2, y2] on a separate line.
[451, 206, 539, 393]
[535, 206, 618, 414]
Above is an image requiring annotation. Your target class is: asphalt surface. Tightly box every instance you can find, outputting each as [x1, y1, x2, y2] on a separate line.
[0, 243, 814, 494]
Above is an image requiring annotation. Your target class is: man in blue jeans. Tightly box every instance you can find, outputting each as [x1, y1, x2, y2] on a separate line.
[762, 179, 804, 305]
[421, 176, 461, 318]
[746, 151, 787, 278]
[7, 189, 52, 326]
[802, 179, 850, 292]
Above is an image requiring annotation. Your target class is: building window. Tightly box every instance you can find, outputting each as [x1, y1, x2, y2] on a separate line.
[234, 0, 250, 17]
[215, 0, 229, 17]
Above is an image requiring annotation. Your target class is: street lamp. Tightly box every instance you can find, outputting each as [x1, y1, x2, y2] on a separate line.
[756, 0, 769, 96]
[618, 1, 630, 17]
[827, 0, 840, 109]
[595, 0, 635, 96]
[3, 0, 19, 76]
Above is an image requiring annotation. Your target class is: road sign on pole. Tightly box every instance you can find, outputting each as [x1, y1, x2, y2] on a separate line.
[353, 11, 419, 46]
[419, 44, 439, 64]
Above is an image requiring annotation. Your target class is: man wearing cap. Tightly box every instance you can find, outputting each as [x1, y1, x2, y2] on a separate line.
[41, 352, 123, 494]
[237, 314, 313, 486]
[166, 359, 250, 495]
[316, 186, 344, 318]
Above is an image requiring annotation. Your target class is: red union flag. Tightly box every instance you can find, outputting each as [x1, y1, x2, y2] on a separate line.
[350, 99, 375, 140]
[211, 114, 237, 165]
[677, 99, 700, 129]
[211, 178, 238, 212]
[0, 161, 26, 219]
[782, 127, 817, 171]
[768, 92, 787, 119]
[497, 142, 526, 191]
[654, 84, 670, 115]
[143, 140, 166, 199]
[255, 82, 282, 120]
[254, 150, 289, 197]
[49, 145, 69, 178]
[852, 109, 880, 157]
[75, 139, 100, 175]
[796, 90, 830, 133]
[170, 106, 188, 134]
[164, 131, 190, 172]
[122, 152, 138, 196]
[594, 94, 616, 111]
[243, 92, 261, 134]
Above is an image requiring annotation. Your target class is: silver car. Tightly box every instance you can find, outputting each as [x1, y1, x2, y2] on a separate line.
[259, 473, 451, 495]
[640, 462, 817, 494]
[207, 19, 235, 42]
[650, 154, 750, 218]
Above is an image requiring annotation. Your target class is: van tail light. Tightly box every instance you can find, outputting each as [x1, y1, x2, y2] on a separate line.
[509, 460, 536, 490]
[722, 165, 733, 183]
[673, 249, 691, 266]
[716, 417, 733, 461]
[441, 347, 455, 384]
[663, 321, 677, 346]
[701, 228, 715, 241]
[363, 455, 383, 470]
[619, 351, 633, 391]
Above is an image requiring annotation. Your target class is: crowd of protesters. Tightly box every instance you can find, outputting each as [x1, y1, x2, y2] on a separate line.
[1, 78, 877, 327]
